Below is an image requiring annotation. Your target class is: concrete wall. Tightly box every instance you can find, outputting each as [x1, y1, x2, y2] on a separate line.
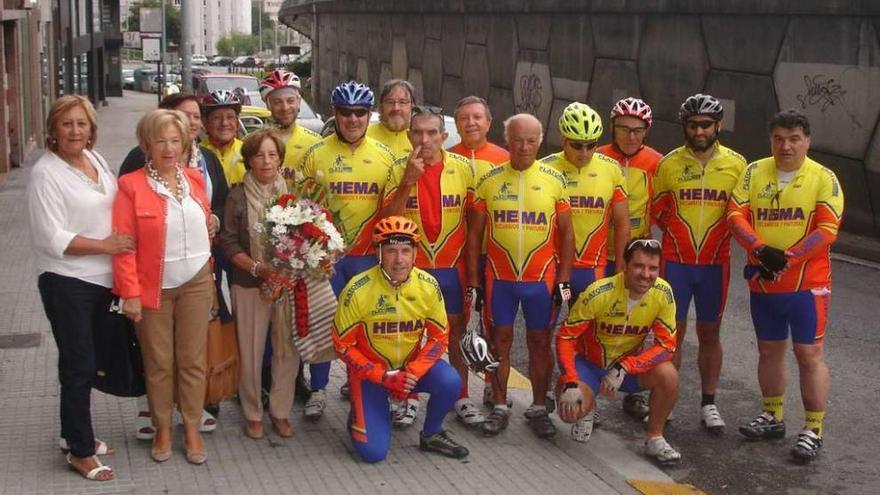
[280, 1, 880, 236]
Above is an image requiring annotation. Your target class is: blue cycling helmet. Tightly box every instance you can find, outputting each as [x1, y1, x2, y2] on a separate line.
[330, 81, 374, 107]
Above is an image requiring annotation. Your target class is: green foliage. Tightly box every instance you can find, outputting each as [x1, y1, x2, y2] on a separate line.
[127, 0, 180, 46]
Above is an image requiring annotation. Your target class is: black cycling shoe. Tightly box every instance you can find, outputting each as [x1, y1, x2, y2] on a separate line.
[340, 381, 351, 400]
[527, 409, 557, 439]
[420, 430, 469, 459]
[622, 392, 650, 420]
[791, 429, 822, 464]
[481, 408, 510, 436]
[739, 412, 786, 440]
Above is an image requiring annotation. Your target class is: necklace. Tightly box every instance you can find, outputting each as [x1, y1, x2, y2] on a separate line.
[146, 162, 186, 202]
[63, 153, 105, 194]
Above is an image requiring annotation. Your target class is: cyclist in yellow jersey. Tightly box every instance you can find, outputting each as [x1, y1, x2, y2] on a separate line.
[200, 90, 246, 185]
[598, 97, 663, 274]
[652, 94, 746, 433]
[541, 102, 629, 300]
[258, 69, 321, 189]
[366, 79, 415, 158]
[727, 110, 843, 464]
[332, 216, 469, 462]
[382, 106, 480, 426]
[556, 238, 681, 465]
[467, 113, 575, 439]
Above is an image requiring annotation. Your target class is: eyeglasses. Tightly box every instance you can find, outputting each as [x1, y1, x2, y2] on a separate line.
[626, 238, 661, 250]
[336, 107, 370, 118]
[686, 120, 717, 130]
[614, 124, 648, 136]
[567, 141, 599, 151]
[412, 105, 443, 116]
[382, 99, 412, 107]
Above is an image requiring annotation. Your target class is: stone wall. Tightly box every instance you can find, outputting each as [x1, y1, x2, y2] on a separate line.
[280, 1, 880, 236]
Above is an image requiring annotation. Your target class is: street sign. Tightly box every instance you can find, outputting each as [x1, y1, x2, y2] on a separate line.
[143, 37, 161, 62]
[140, 7, 162, 33]
[123, 31, 141, 48]
[280, 45, 301, 55]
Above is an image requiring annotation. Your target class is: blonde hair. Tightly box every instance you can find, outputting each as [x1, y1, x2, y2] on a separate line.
[46, 95, 98, 151]
[136, 109, 192, 154]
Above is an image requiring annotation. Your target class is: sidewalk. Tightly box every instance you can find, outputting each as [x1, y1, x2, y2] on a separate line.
[0, 91, 676, 495]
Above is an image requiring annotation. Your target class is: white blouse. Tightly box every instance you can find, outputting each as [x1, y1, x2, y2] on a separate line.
[147, 175, 211, 288]
[27, 150, 117, 288]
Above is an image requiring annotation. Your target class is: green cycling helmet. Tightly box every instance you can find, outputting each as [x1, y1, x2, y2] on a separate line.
[559, 102, 603, 142]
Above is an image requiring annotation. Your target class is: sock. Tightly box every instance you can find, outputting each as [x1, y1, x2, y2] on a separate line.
[494, 404, 509, 413]
[804, 410, 825, 437]
[701, 393, 715, 407]
[527, 404, 547, 412]
[762, 395, 784, 420]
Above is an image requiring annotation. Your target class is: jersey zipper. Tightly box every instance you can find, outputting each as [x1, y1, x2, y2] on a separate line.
[395, 285, 402, 369]
[517, 169, 524, 282]
[697, 159, 706, 256]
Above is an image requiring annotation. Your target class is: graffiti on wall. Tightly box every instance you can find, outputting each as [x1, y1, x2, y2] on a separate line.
[513, 61, 552, 128]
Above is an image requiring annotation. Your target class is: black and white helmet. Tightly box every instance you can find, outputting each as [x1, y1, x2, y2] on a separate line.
[679, 93, 723, 122]
[460, 322, 499, 374]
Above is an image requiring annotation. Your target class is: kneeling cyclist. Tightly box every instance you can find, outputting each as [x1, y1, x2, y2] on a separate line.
[555, 238, 681, 465]
[331, 216, 469, 462]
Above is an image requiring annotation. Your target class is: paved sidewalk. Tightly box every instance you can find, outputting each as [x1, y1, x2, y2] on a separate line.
[0, 92, 675, 495]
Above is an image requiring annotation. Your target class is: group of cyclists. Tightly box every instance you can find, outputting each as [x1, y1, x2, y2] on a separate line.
[196, 68, 843, 467]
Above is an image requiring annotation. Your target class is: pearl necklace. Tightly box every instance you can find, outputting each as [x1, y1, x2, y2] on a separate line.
[146, 162, 186, 202]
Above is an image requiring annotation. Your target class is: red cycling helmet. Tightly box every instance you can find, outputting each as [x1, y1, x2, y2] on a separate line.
[259, 69, 301, 102]
[610, 97, 653, 128]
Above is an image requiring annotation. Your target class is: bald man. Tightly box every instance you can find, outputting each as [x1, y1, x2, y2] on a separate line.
[467, 114, 575, 438]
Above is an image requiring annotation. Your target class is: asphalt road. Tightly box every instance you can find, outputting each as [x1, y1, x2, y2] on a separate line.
[509, 245, 880, 494]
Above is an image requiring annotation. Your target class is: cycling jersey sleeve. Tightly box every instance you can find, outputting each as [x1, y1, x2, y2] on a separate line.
[650, 163, 671, 229]
[332, 295, 387, 384]
[618, 290, 677, 374]
[404, 285, 449, 379]
[786, 171, 843, 264]
[556, 293, 599, 384]
[727, 163, 764, 251]
[612, 166, 628, 204]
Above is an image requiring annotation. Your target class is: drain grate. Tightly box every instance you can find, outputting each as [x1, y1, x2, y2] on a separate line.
[0, 333, 42, 349]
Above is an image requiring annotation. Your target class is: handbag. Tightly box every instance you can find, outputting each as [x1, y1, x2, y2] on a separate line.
[93, 298, 147, 397]
[204, 317, 239, 405]
[289, 276, 337, 364]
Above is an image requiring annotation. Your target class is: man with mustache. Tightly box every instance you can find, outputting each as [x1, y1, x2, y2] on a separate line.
[366, 79, 415, 158]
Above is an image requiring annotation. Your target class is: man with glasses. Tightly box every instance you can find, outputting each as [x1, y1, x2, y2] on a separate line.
[298, 81, 396, 415]
[201, 90, 246, 185]
[367, 79, 415, 158]
[381, 106, 479, 426]
[467, 113, 574, 439]
[728, 110, 843, 464]
[541, 102, 629, 298]
[556, 238, 681, 465]
[259, 69, 321, 189]
[652, 94, 746, 434]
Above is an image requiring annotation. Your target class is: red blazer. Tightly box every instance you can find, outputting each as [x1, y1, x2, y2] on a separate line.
[113, 168, 211, 309]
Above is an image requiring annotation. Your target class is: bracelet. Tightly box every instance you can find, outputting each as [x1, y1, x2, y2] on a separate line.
[250, 261, 261, 277]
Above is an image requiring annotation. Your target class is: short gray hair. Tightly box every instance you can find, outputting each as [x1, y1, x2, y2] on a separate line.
[503, 113, 543, 143]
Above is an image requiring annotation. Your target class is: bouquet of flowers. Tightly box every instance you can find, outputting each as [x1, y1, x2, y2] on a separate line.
[258, 192, 344, 362]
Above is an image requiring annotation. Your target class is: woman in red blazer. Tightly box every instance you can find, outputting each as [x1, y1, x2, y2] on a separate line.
[113, 109, 215, 465]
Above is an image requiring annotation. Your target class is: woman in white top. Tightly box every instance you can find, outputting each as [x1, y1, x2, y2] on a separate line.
[28, 95, 134, 482]
[112, 109, 215, 465]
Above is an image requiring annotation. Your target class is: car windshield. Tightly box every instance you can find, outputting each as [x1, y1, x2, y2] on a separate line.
[299, 100, 317, 119]
[204, 77, 259, 92]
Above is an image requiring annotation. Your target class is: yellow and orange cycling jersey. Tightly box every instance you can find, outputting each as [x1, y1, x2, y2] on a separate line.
[727, 156, 844, 293]
[298, 135, 395, 256]
[652, 143, 746, 264]
[279, 124, 321, 189]
[332, 265, 448, 383]
[472, 162, 570, 282]
[598, 144, 663, 261]
[449, 141, 509, 256]
[557, 272, 677, 382]
[200, 137, 245, 185]
[366, 122, 411, 158]
[540, 151, 627, 269]
[383, 150, 474, 269]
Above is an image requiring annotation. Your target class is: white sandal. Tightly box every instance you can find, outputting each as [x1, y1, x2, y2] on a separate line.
[59, 438, 114, 455]
[136, 410, 155, 440]
[66, 453, 113, 481]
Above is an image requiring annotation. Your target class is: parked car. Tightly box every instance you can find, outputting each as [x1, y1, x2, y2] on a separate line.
[191, 54, 208, 65]
[149, 73, 181, 93]
[210, 56, 233, 66]
[193, 73, 263, 107]
[122, 69, 135, 89]
[232, 56, 260, 68]
[238, 100, 324, 136]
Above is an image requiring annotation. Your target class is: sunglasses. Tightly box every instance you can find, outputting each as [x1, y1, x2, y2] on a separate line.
[336, 107, 370, 118]
[627, 238, 661, 250]
[568, 141, 599, 151]
[686, 120, 717, 130]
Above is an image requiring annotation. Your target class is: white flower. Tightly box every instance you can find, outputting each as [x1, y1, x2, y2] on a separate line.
[271, 224, 287, 238]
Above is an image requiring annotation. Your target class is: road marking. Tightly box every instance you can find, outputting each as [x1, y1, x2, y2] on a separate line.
[627, 479, 707, 495]
[474, 367, 532, 390]
[831, 252, 880, 270]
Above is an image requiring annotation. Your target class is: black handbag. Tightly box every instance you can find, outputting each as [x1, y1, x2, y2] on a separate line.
[93, 298, 147, 397]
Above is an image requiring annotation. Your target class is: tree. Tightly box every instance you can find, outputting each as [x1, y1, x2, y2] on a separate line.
[251, 1, 275, 35]
[127, 0, 181, 47]
[215, 33, 260, 57]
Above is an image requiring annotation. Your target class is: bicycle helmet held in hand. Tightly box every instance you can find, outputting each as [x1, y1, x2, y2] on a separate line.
[331, 81, 375, 108]
[559, 102, 603, 142]
[460, 322, 499, 374]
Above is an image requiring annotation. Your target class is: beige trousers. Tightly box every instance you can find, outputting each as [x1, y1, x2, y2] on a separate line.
[231, 285, 300, 421]
[136, 263, 214, 431]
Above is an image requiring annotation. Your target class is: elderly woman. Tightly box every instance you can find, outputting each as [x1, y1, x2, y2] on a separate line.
[28, 95, 134, 481]
[113, 109, 214, 465]
[119, 92, 229, 439]
[221, 129, 299, 439]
